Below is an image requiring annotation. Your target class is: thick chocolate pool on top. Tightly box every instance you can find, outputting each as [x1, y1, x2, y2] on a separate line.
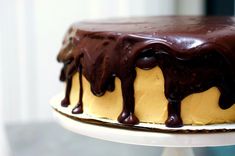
[57, 16, 235, 127]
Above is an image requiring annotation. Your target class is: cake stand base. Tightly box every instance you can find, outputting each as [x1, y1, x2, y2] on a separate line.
[162, 147, 194, 156]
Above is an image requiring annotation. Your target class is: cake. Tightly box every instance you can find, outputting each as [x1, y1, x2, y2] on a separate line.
[54, 16, 235, 129]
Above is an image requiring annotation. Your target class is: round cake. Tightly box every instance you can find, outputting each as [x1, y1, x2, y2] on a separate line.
[53, 16, 235, 130]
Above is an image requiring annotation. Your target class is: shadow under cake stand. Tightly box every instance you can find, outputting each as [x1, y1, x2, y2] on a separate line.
[52, 108, 235, 156]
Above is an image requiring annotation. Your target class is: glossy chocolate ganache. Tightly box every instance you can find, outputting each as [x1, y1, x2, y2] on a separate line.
[57, 16, 235, 128]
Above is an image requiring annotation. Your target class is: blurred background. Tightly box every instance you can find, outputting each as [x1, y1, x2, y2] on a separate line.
[1, 0, 235, 156]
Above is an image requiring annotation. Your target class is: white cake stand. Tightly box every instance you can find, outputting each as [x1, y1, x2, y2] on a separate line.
[53, 110, 235, 156]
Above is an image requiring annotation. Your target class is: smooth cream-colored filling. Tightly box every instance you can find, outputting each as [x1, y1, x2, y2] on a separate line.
[69, 67, 235, 125]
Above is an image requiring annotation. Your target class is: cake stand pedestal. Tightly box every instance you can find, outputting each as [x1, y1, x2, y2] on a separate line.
[53, 110, 235, 156]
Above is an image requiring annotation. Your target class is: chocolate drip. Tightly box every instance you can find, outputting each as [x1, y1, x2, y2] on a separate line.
[118, 70, 139, 125]
[59, 60, 77, 107]
[107, 75, 115, 92]
[60, 61, 74, 107]
[61, 77, 72, 107]
[58, 16, 235, 127]
[166, 100, 183, 127]
[72, 65, 83, 114]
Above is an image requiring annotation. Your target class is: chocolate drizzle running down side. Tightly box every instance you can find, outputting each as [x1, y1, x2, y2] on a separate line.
[57, 16, 235, 127]
[72, 64, 83, 114]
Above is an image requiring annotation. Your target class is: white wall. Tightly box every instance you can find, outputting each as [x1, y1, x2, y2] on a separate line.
[0, 0, 205, 123]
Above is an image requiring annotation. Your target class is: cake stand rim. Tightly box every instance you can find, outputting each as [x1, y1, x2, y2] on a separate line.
[52, 109, 235, 147]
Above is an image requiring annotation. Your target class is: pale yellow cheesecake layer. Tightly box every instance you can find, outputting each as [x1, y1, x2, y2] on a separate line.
[69, 67, 235, 125]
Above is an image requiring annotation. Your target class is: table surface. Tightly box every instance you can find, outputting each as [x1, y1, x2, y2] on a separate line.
[5, 122, 235, 156]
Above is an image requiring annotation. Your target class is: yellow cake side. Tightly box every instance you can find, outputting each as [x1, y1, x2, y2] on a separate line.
[69, 67, 235, 125]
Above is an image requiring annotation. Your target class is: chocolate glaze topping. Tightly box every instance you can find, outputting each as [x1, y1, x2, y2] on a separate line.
[57, 16, 235, 127]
